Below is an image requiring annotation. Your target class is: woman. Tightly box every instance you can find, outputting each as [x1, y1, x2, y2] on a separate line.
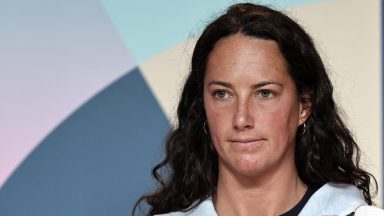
[134, 3, 381, 216]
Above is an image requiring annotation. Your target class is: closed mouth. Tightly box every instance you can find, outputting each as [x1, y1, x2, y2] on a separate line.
[230, 138, 264, 143]
[229, 139, 265, 147]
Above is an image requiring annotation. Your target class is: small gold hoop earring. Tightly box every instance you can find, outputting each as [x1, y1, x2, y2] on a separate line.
[300, 122, 307, 135]
[203, 121, 209, 135]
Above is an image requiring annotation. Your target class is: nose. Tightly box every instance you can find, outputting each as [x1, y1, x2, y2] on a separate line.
[233, 100, 254, 131]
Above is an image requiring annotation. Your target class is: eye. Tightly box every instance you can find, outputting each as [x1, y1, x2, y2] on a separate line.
[258, 89, 275, 99]
[213, 90, 230, 100]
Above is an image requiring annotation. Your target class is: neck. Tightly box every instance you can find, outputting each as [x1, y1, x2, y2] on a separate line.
[214, 162, 307, 216]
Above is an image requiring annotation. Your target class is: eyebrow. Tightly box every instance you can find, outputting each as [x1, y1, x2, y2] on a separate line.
[207, 80, 283, 88]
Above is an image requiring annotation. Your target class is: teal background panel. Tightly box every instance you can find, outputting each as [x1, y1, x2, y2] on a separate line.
[99, 0, 329, 63]
[0, 68, 169, 216]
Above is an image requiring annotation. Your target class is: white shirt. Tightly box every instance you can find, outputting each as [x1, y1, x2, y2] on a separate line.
[155, 183, 384, 216]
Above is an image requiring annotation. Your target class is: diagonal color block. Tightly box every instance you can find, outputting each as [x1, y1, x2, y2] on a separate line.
[140, 38, 197, 122]
[0, 0, 135, 189]
[0, 68, 169, 216]
[99, 0, 328, 63]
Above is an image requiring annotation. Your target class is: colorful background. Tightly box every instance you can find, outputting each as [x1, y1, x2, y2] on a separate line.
[0, 0, 381, 215]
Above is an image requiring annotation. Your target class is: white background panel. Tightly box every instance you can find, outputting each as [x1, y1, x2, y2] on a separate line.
[290, 0, 382, 204]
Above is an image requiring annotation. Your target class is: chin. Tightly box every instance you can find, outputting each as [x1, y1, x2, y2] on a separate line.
[233, 156, 263, 175]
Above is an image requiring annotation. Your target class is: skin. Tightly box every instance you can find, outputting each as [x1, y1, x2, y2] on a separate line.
[203, 34, 312, 216]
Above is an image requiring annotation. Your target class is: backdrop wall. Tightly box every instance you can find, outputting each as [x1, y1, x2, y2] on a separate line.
[0, 0, 381, 215]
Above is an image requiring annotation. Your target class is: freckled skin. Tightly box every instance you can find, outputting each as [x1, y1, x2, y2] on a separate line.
[203, 34, 309, 180]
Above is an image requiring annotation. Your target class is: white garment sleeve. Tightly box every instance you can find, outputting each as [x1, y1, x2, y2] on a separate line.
[355, 206, 384, 216]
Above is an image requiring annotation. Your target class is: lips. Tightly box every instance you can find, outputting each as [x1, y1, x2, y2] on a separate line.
[229, 138, 265, 150]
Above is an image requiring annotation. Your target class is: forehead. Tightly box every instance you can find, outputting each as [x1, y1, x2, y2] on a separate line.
[205, 34, 291, 82]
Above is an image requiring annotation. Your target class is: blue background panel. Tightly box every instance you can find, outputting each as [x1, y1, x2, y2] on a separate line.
[0, 68, 169, 216]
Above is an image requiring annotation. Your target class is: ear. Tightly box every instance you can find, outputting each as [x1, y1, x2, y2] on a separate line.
[298, 91, 312, 126]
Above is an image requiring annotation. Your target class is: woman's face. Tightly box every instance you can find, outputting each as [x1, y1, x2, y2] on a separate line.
[203, 34, 310, 178]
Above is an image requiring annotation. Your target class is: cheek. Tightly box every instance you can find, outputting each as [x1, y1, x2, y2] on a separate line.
[204, 100, 233, 145]
[204, 93, 226, 120]
[262, 101, 299, 142]
[205, 108, 228, 138]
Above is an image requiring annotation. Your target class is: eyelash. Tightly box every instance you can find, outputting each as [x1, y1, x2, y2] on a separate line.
[257, 89, 276, 99]
[212, 90, 230, 100]
[212, 89, 276, 100]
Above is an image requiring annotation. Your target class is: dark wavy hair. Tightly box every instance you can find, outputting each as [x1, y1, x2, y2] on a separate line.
[133, 3, 377, 215]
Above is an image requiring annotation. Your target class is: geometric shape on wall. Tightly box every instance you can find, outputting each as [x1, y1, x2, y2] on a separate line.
[139, 38, 196, 121]
[0, 0, 136, 189]
[99, 0, 328, 63]
[0, 68, 169, 215]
